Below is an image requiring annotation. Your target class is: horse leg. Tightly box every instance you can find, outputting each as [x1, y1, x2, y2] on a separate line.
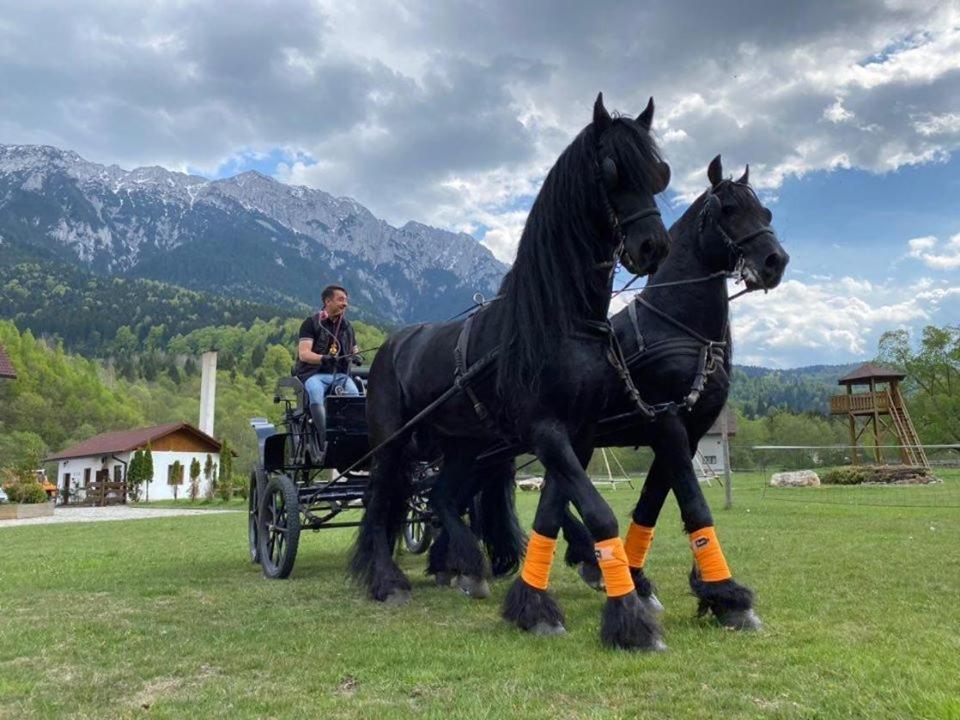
[502, 476, 567, 635]
[533, 421, 663, 650]
[622, 457, 672, 613]
[560, 457, 669, 613]
[653, 416, 761, 631]
[427, 446, 491, 599]
[475, 458, 526, 578]
[348, 441, 413, 604]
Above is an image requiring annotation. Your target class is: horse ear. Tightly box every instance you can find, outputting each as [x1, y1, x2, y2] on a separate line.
[737, 164, 749, 185]
[637, 97, 655, 130]
[593, 92, 612, 134]
[708, 155, 723, 187]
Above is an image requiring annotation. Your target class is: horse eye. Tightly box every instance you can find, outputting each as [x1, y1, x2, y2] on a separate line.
[763, 208, 773, 223]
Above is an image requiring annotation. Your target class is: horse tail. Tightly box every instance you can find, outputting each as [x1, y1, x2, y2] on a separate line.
[475, 460, 527, 578]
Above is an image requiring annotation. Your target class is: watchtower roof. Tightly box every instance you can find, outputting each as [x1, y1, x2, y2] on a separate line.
[837, 362, 906, 386]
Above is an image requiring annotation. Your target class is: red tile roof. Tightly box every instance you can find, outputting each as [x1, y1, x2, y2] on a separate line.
[838, 362, 906, 385]
[45, 422, 221, 462]
[0, 344, 16, 379]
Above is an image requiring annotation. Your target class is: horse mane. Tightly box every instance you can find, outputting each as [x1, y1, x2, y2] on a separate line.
[496, 117, 665, 398]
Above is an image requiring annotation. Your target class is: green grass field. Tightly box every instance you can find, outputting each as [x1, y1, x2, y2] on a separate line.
[2, 471, 959, 719]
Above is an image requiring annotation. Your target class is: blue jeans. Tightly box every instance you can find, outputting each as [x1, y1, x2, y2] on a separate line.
[304, 373, 359, 405]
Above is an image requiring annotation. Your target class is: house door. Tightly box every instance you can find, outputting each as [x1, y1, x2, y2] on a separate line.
[62, 473, 71, 505]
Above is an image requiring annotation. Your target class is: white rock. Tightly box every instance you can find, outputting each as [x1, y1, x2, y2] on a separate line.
[770, 470, 821, 487]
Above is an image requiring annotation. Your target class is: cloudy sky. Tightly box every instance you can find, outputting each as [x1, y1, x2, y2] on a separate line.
[2, 0, 958, 367]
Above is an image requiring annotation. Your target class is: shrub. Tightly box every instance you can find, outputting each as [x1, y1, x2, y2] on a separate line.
[232, 473, 248, 500]
[6, 480, 49, 504]
[218, 473, 235, 502]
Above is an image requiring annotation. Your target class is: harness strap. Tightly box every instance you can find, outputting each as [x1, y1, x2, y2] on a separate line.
[454, 313, 501, 433]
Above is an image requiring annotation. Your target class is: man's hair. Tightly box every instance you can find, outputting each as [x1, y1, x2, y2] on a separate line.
[321, 285, 348, 304]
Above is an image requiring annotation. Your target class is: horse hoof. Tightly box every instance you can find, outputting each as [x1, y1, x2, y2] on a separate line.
[577, 562, 605, 591]
[641, 593, 664, 614]
[434, 572, 453, 588]
[530, 621, 566, 637]
[717, 608, 762, 631]
[383, 589, 412, 607]
[651, 637, 668, 652]
[455, 575, 491, 599]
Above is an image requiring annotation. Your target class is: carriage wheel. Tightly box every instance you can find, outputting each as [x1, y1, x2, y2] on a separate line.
[248, 470, 261, 564]
[402, 503, 432, 555]
[257, 474, 301, 579]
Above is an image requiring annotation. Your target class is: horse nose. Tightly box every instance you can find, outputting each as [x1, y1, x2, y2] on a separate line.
[765, 248, 788, 274]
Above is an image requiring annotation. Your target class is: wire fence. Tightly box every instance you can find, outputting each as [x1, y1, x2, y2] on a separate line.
[734, 444, 960, 509]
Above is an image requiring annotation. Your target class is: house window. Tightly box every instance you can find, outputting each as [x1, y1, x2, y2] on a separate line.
[83, 468, 91, 485]
[114, 465, 123, 483]
[704, 455, 718, 465]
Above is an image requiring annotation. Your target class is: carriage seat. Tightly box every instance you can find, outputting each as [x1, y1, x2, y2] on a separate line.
[275, 369, 369, 448]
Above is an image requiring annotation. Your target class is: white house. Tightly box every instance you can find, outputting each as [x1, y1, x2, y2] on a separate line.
[696, 408, 737, 476]
[45, 422, 223, 503]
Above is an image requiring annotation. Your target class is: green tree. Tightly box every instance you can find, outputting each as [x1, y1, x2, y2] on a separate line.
[878, 324, 960, 444]
[127, 449, 145, 502]
[189, 457, 201, 501]
[168, 460, 184, 500]
[144, 444, 155, 501]
[218, 439, 233, 502]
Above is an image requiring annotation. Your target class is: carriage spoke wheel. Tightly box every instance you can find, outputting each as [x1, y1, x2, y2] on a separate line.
[257, 474, 301, 579]
[402, 500, 432, 555]
[248, 470, 262, 564]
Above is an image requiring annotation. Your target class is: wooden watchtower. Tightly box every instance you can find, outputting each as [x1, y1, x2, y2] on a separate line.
[829, 363, 928, 468]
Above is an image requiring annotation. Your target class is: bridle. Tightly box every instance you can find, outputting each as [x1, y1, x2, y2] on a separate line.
[593, 157, 663, 280]
[699, 180, 776, 289]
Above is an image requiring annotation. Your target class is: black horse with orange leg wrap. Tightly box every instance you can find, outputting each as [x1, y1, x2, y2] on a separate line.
[499, 155, 788, 638]
[350, 93, 672, 650]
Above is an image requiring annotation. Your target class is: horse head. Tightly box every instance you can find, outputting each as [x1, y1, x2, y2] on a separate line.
[695, 155, 789, 290]
[593, 93, 671, 277]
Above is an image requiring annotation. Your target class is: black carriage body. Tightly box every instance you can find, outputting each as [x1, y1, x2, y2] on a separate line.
[249, 369, 435, 579]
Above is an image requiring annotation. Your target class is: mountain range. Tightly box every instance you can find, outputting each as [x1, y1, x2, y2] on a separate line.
[0, 144, 507, 324]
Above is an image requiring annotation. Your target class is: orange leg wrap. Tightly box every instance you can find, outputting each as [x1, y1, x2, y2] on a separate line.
[520, 531, 557, 590]
[594, 537, 635, 598]
[624, 522, 655, 569]
[690, 526, 732, 582]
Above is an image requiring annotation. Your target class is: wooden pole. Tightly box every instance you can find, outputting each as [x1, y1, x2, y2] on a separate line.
[722, 409, 733, 510]
[870, 378, 882, 463]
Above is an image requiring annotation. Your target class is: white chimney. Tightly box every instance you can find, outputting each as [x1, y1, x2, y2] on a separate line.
[199, 351, 218, 436]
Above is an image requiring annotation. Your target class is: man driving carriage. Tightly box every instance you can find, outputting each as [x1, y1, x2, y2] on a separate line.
[295, 284, 362, 438]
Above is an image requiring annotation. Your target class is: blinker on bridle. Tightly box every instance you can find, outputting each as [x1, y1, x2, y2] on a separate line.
[595, 156, 662, 273]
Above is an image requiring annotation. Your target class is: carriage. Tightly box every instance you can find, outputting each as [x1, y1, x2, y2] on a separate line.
[247, 367, 436, 579]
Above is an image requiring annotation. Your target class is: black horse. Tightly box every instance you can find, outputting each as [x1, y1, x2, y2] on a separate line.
[349, 93, 671, 649]
[503, 155, 788, 641]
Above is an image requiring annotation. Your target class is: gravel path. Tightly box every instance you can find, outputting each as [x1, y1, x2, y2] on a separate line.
[0, 505, 240, 529]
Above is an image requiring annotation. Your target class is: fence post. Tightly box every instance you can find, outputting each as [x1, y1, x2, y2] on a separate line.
[722, 410, 733, 509]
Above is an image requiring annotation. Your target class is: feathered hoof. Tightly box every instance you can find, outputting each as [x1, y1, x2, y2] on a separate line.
[502, 577, 566, 635]
[600, 591, 666, 652]
[630, 567, 662, 613]
[370, 572, 412, 604]
[454, 574, 491, 599]
[689, 569, 758, 632]
[577, 562, 605, 591]
[641, 593, 665, 614]
[382, 589, 412, 606]
[530, 620, 566, 636]
[434, 571, 453, 588]
[715, 607, 762, 631]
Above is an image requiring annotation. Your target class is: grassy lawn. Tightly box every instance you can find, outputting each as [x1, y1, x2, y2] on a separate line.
[2, 471, 959, 719]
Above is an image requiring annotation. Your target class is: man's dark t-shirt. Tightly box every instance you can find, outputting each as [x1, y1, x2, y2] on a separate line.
[294, 313, 357, 382]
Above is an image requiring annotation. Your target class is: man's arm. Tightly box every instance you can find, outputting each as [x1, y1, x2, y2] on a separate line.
[298, 339, 325, 364]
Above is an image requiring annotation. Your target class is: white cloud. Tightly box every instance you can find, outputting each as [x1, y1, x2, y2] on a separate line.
[823, 97, 855, 124]
[613, 273, 958, 367]
[906, 233, 960, 270]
